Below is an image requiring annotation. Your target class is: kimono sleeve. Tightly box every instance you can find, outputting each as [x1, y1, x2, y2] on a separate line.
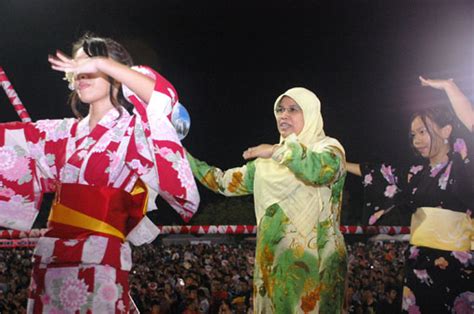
[0, 119, 74, 230]
[123, 66, 199, 223]
[187, 152, 255, 196]
[359, 161, 414, 225]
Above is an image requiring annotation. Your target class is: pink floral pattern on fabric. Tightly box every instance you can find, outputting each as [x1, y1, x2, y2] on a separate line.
[35, 119, 72, 142]
[363, 173, 373, 186]
[430, 161, 448, 177]
[408, 246, 419, 260]
[451, 251, 472, 266]
[453, 138, 468, 160]
[402, 286, 421, 314]
[384, 184, 398, 198]
[409, 165, 423, 175]
[438, 161, 452, 190]
[97, 282, 120, 303]
[453, 291, 474, 314]
[0, 147, 32, 183]
[413, 269, 433, 286]
[57, 277, 90, 311]
[380, 164, 397, 185]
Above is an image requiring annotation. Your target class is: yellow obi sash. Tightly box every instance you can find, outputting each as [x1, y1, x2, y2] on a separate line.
[47, 180, 148, 241]
[410, 207, 473, 251]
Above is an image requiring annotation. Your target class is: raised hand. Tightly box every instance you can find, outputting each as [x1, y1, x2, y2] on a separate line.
[419, 75, 473, 131]
[419, 76, 453, 90]
[48, 50, 103, 76]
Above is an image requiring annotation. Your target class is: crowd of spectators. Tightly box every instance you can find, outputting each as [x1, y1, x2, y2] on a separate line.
[0, 238, 407, 313]
[0, 248, 32, 313]
[345, 241, 406, 314]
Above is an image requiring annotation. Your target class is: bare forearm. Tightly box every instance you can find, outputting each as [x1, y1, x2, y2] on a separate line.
[444, 81, 474, 131]
[346, 162, 362, 176]
[97, 58, 155, 103]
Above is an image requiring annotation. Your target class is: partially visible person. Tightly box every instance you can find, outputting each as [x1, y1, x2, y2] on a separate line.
[218, 299, 233, 314]
[347, 77, 474, 313]
[376, 285, 400, 314]
[0, 33, 199, 312]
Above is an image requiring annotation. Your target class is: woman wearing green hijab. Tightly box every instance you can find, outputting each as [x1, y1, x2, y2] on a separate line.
[187, 87, 347, 313]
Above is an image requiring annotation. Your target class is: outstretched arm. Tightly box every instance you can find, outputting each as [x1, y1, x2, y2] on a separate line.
[187, 152, 255, 197]
[346, 162, 362, 177]
[48, 51, 155, 103]
[419, 76, 474, 132]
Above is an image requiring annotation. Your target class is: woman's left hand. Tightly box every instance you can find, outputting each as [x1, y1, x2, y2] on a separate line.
[243, 144, 278, 160]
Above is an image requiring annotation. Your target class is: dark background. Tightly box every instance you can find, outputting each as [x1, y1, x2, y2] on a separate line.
[1, 0, 473, 225]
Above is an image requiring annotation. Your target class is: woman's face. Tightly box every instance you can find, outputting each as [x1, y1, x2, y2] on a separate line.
[410, 115, 448, 160]
[73, 48, 112, 105]
[275, 96, 305, 138]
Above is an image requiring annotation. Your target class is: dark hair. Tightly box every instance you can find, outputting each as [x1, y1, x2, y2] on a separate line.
[68, 33, 134, 118]
[409, 106, 454, 157]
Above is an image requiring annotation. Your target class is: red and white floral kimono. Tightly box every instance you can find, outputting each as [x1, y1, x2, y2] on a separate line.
[0, 66, 199, 313]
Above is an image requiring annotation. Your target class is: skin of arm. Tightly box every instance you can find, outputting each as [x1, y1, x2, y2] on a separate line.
[49, 51, 155, 103]
[420, 76, 474, 132]
[243, 138, 343, 185]
[346, 162, 362, 177]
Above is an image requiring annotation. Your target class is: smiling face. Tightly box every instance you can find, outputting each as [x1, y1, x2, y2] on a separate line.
[410, 115, 451, 162]
[275, 96, 305, 138]
[73, 48, 112, 106]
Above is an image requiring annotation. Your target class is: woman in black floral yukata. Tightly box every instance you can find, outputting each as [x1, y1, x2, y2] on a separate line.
[347, 76, 473, 314]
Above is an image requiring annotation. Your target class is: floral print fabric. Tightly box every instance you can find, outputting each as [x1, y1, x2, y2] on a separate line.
[187, 141, 347, 314]
[360, 133, 474, 314]
[0, 66, 199, 313]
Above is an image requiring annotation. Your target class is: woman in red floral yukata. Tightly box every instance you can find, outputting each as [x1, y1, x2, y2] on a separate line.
[0, 34, 199, 313]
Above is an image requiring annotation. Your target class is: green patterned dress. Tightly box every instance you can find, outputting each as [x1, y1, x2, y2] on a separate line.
[187, 139, 347, 314]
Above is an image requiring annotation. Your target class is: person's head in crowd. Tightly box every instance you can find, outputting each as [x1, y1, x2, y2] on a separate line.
[186, 285, 198, 301]
[362, 288, 376, 306]
[211, 279, 222, 292]
[232, 295, 247, 314]
[218, 299, 232, 314]
[384, 285, 398, 304]
[149, 300, 161, 314]
[238, 278, 250, 294]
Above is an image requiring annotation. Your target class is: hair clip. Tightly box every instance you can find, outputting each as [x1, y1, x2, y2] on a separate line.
[63, 72, 75, 91]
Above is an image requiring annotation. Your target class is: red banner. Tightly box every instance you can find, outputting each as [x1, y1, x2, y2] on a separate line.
[0, 225, 410, 240]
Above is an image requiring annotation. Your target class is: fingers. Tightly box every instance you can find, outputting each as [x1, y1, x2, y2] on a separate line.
[48, 55, 70, 71]
[55, 50, 72, 62]
[419, 76, 429, 86]
[242, 147, 256, 160]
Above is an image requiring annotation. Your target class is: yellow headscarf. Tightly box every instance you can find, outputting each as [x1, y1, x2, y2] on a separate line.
[254, 87, 345, 236]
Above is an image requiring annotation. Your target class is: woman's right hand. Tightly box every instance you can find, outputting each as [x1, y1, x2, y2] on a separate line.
[243, 144, 279, 160]
[48, 50, 103, 76]
[419, 76, 454, 91]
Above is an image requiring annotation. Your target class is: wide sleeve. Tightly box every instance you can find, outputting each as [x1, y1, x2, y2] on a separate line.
[450, 125, 474, 207]
[123, 66, 199, 223]
[359, 160, 415, 224]
[0, 119, 75, 230]
[186, 152, 255, 197]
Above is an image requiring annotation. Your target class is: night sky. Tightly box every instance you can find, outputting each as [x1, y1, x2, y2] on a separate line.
[1, 0, 473, 223]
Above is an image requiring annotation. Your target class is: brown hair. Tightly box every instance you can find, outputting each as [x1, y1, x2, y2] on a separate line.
[68, 33, 133, 118]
